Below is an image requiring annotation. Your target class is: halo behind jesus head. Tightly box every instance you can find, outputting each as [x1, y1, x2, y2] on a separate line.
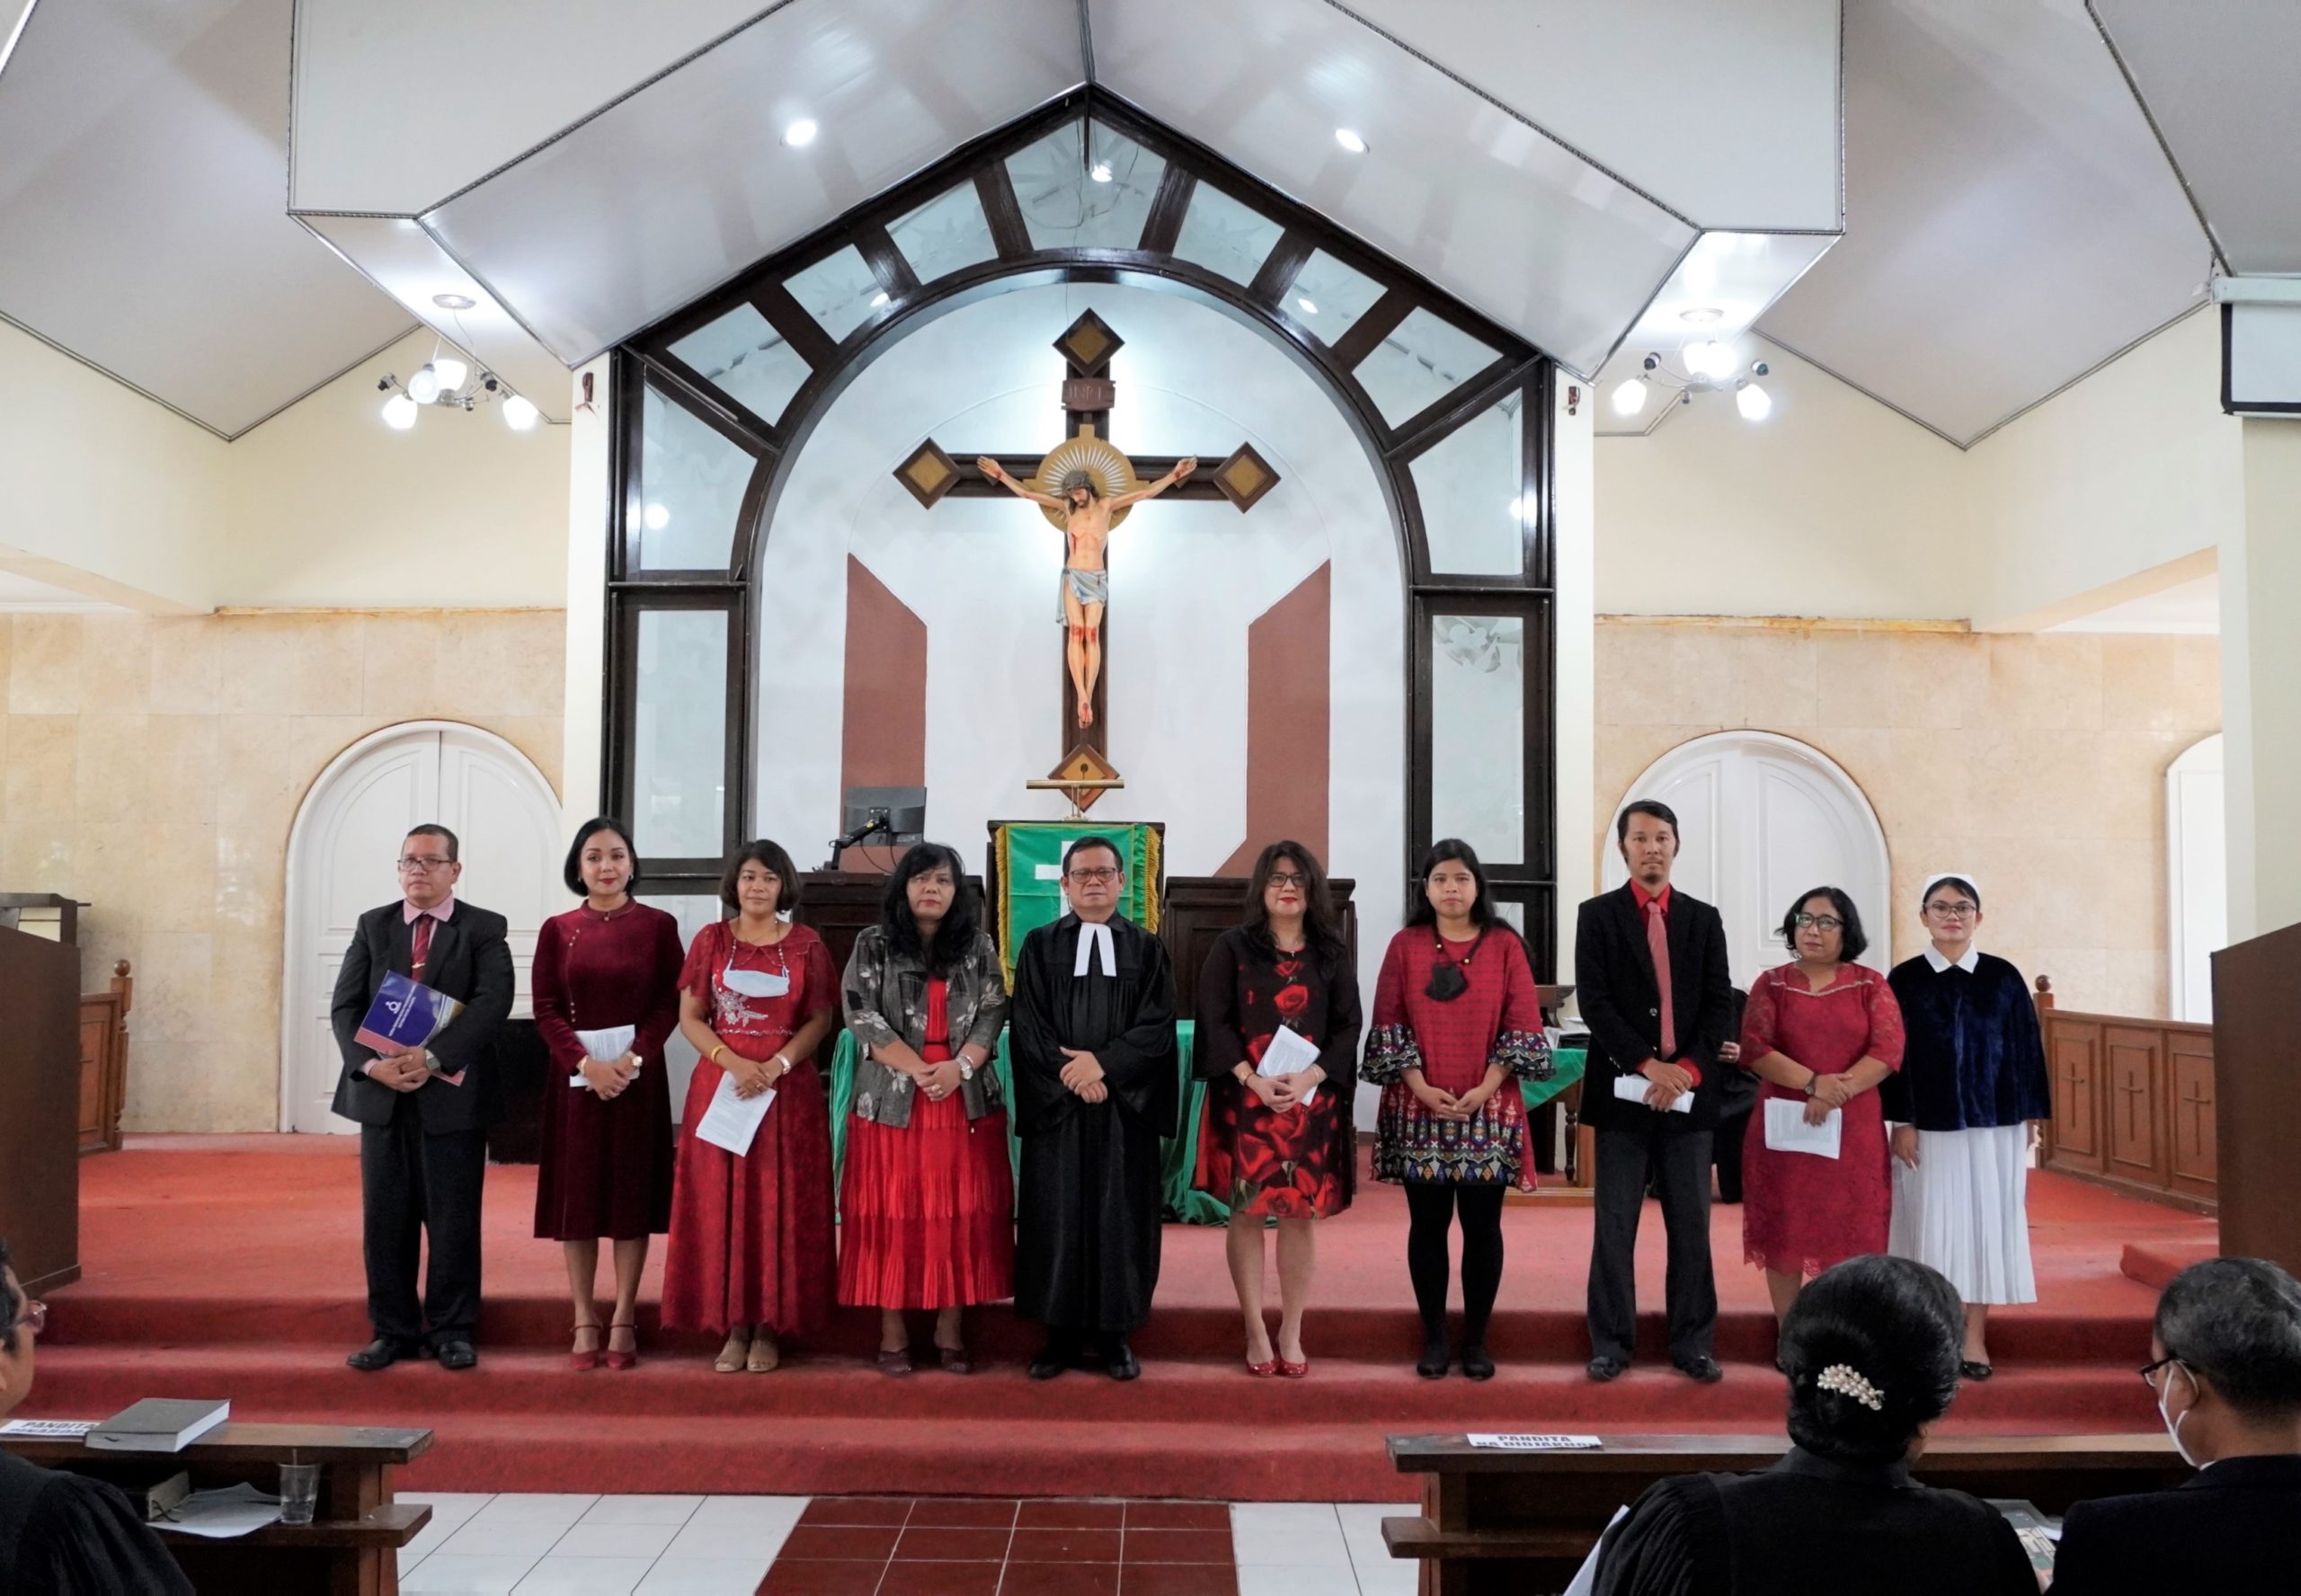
[1033, 431, 1139, 530]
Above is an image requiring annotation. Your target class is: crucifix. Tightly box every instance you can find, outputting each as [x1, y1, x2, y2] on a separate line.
[892, 309, 1281, 810]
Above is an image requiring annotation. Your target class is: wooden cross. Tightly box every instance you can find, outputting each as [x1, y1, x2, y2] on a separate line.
[892, 310, 1281, 810]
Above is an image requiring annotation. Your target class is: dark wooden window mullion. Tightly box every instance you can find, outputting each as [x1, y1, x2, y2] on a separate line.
[855, 222, 920, 297]
[1246, 227, 1316, 307]
[1327, 288, 1413, 371]
[750, 281, 839, 369]
[1137, 166, 1195, 253]
[1385, 357, 1534, 463]
[975, 163, 1033, 259]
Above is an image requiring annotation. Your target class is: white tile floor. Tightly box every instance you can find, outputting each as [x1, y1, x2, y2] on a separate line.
[395, 1494, 1423, 1595]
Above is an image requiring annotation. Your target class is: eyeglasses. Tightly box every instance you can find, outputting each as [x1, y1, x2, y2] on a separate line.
[15, 1299, 47, 1337]
[1923, 902, 1979, 918]
[1067, 867, 1122, 883]
[1267, 873, 1309, 889]
[396, 856, 454, 873]
[2137, 1353, 2184, 1388]
[1791, 913, 1844, 932]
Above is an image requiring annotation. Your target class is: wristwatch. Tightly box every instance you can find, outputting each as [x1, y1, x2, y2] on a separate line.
[1802, 1074, 1821, 1097]
[958, 1059, 975, 1082]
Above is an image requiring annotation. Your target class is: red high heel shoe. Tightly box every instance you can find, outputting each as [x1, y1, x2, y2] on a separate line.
[570, 1324, 601, 1372]
[605, 1321, 639, 1371]
[1246, 1356, 1278, 1377]
[1276, 1357, 1310, 1379]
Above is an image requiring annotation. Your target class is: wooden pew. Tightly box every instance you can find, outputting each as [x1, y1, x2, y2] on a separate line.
[1382, 1432, 2190, 1595]
[2, 1421, 431, 1595]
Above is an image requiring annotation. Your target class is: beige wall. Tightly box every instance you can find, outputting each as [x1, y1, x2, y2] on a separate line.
[0, 608, 564, 1131]
[1594, 618, 2220, 1018]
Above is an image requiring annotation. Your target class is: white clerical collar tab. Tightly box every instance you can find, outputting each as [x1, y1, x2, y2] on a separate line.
[1074, 920, 1117, 978]
[1923, 946, 1981, 974]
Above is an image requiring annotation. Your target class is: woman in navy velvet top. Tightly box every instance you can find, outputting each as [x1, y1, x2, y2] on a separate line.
[1880, 873, 2050, 1380]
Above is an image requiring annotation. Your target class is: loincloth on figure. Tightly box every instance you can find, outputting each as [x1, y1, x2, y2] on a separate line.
[1056, 566, 1110, 623]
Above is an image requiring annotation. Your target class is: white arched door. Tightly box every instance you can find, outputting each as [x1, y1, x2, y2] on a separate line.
[280, 723, 562, 1132]
[2167, 733, 2225, 1021]
[1604, 732, 1892, 989]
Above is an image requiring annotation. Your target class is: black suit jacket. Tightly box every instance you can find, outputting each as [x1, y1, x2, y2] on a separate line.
[330, 900, 515, 1135]
[2048, 1453, 2301, 1594]
[1574, 882, 1735, 1133]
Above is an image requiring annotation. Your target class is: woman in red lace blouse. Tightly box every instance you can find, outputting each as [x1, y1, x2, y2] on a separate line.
[1361, 839, 1550, 1380]
[1737, 886, 1906, 1325]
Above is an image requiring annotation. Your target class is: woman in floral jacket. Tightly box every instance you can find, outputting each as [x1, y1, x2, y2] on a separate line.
[1362, 839, 1550, 1380]
[1192, 842, 1363, 1379]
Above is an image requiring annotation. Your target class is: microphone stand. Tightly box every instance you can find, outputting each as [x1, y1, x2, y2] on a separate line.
[823, 817, 893, 870]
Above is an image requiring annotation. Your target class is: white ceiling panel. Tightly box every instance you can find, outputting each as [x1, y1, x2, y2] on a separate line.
[1091, 0, 1698, 377]
[300, 215, 572, 422]
[289, 0, 780, 215]
[1757, 0, 2210, 447]
[1337, 0, 1843, 230]
[2092, 0, 2301, 274]
[421, 0, 1081, 363]
[0, 0, 413, 437]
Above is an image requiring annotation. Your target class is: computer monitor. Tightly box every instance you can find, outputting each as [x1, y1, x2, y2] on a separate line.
[840, 786, 928, 847]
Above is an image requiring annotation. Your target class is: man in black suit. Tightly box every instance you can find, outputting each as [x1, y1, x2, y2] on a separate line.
[331, 823, 513, 1371]
[2051, 1256, 2301, 1592]
[1577, 799, 1735, 1383]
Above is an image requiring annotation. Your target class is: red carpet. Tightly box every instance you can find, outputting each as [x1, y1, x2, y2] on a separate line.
[24, 1138, 2210, 1500]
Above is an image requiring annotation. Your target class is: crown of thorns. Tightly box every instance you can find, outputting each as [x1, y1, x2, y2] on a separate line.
[1816, 1363, 1884, 1411]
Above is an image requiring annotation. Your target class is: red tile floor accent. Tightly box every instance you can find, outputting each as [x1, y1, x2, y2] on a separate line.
[760, 1497, 1239, 1595]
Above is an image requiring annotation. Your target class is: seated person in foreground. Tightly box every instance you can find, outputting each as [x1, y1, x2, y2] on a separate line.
[0, 1237, 194, 1595]
[1594, 1254, 2032, 1596]
[2051, 1255, 2301, 1594]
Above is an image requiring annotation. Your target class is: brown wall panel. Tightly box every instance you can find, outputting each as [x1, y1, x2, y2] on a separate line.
[1217, 562, 1331, 877]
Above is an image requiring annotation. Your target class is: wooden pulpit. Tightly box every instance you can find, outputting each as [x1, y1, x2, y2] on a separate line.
[2212, 918, 2301, 1272]
[0, 924, 84, 1291]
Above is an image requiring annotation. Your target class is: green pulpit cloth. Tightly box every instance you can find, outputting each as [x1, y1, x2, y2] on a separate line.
[990, 822, 1161, 987]
[1523, 1045, 1586, 1110]
[826, 1017, 1226, 1224]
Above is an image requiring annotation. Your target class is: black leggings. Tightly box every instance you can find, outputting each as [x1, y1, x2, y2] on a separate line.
[1405, 1182, 1506, 1349]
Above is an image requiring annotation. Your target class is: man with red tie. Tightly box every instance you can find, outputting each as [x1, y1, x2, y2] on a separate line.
[1577, 801, 1736, 1384]
[331, 824, 514, 1371]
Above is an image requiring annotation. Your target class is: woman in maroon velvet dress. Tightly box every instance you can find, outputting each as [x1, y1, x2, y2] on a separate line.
[532, 818, 684, 1370]
[662, 839, 839, 1373]
[1737, 886, 1906, 1324]
[1193, 841, 1363, 1378]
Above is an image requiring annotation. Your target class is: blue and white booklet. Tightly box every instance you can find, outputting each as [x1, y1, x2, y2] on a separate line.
[355, 971, 466, 1085]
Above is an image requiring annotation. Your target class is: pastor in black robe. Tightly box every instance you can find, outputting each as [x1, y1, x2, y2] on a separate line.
[0, 1450, 194, 1595]
[1009, 911, 1178, 1335]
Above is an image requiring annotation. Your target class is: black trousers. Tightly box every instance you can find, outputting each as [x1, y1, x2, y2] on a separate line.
[1586, 1122, 1717, 1365]
[360, 1100, 488, 1345]
[1713, 1109, 1753, 1203]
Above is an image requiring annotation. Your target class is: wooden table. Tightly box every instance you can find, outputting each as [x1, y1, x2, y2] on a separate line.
[1382, 1432, 2189, 1595]
[3, 1421, 432, 1595]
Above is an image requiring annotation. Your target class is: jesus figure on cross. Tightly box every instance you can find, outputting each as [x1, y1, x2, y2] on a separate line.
[978, 455, 1196, 728]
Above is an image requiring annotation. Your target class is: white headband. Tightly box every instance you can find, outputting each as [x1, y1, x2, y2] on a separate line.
[1919, 871, 1980, 905]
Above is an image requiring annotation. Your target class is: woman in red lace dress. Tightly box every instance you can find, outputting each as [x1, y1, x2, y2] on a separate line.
[1737, 886, 1906, 1325]
[1360, 840, 1550, 1381]
[662, 840, 838, 1372]
[1192, 842, 1363, 1379]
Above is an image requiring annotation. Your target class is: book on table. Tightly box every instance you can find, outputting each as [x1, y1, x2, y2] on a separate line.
[355, 971, 467, 1085]
[87, 1398, 229, 1453]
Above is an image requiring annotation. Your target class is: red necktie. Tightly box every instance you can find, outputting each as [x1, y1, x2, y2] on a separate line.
[411, 914, 435, 979]
[1647, 900, 1675, 1060]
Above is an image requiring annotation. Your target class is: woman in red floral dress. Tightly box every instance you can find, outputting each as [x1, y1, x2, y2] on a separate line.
[662, 839, 839, 1373]
[1361, 840, 1550, 1380]
[1193, 842, 1363, 1378]
[1736, 885, 1906, 1325]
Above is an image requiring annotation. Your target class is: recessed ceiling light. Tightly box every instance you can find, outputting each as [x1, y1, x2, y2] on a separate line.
[1334, 128, 1368, 154]
[783, 119, 819, 147]
[431, 293, 476, 311]
[1296, 297, 1319, 315]
[1678, 306, 1724, 325]
[1090, 162, 1113, 183]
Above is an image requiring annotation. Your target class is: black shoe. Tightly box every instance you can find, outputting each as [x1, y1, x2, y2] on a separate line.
[346, 1336, 424, 1371]
[1416, 1340, 1451, 1379]
[434, 1339, 478, 1371]
[1461, 1345, 1496, 1381]
[1586, 1355, 1629, 1383]
[1959, 1360, 1994, 1381]
[1103, 1339, 1141, 1381]
[1027, 1338, 1077, 1380]
[1674, 1355, 1724, 1385]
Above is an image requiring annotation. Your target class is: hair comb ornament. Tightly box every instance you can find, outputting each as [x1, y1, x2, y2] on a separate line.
[1816, 1364, 1884, 1411]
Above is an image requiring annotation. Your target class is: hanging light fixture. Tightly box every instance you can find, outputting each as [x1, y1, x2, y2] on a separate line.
[1609, 377, 1649, 417]
[1735, 378, 1773, 421]
[376, 358, 541, 432]
[1613, 350, 1772, 426]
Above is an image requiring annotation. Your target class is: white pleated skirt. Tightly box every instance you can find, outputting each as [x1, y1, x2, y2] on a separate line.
[1888, 1124, 2037, 1306]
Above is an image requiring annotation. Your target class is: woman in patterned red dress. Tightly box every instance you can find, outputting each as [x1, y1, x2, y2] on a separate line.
[531, 818, 684, 1372]
[662, 840, 839, 1372]
[1736, 886, 1906, 1325]
[1361, 839, 1551, 1380]
[1192, 842, 1363, 1379]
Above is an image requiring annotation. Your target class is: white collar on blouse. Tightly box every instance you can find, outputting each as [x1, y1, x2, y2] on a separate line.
[1073, 919, 1117, 978]
[1923, 946, 1981, 974]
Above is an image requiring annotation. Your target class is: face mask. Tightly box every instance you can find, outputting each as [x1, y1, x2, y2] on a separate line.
[2156, 1361, 2199, 1467]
